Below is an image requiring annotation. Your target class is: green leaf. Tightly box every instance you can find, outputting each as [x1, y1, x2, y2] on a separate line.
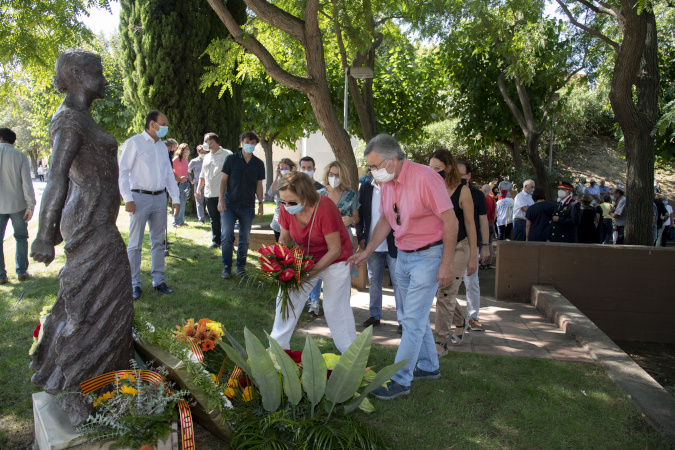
[356, 394, 375, 414]
[217, 341, 252, 378]
[301, 334, 327, 408]
[343, 358, 409, 414]
[266, 332, 303, 406]
[244, 328, 281, 412]
[222, 328, 247, 361]
[325, 326, 372, 405]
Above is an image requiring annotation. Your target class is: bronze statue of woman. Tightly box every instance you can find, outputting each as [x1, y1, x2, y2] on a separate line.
[30, 49, 134, 427]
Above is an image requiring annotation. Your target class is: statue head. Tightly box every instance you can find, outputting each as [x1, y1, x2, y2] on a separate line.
[53, 49, 107, 101]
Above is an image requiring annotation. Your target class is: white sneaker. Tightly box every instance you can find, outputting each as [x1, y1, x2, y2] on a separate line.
[309, 300, 320, 316]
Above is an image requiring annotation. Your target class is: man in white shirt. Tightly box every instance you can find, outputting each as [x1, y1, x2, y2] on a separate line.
[197, 132, 232, 249]
[513, 179, 535, 241]
[118, 110, 180, 300]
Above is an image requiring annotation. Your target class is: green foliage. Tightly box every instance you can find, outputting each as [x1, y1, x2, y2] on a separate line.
[301, 334, 328, 411]
[119, 0, 247, 151]
[244, 328, 282, 412]
[267, 334, 303, 406]
[77, 359, 189, 449]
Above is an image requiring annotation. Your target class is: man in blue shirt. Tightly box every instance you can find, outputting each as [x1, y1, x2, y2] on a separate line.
[218, 131, 265, 278]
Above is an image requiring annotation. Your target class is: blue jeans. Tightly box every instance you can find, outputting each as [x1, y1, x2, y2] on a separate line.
[222, 206, 255, 273]
[513, 219, 526, 241]
[309, 278, 322, 300]
[173, 182, 190, 225]
[367, 251, 402, 323]
[0, 210, 30, 278]
[195, 184, 205, 221]
[391, 245, 442, 388]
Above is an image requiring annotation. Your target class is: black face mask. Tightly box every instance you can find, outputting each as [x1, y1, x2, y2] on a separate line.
[460, 179, 468, 186]
[437, 170, 446, 179]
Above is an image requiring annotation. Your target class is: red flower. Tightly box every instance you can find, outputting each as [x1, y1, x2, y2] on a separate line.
[279, 252, 295, 265]
[274, 245, 291, 260]
[301, 259, 315, 273]
[33, 323, 41, 338]
[259, 245, 275, 257]
[284, 349, 303, 364]
[327, 370, 332, 379]
[278, 268, 295, 281]
[261, 261, 282, 273]
[239, 377, 252, 388]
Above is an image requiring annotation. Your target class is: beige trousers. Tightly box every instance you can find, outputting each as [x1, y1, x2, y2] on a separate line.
[434, 237, 469, 343]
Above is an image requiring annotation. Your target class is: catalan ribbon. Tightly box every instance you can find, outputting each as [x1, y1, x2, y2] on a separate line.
[189, 340, 205, 362]
[81, 370, 196, 449]
[292, 246, 304, 283]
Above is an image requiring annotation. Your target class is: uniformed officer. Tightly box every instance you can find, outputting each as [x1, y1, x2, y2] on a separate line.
[549, 181, 581, 243]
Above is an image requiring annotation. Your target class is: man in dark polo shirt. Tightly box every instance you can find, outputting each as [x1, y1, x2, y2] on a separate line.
[218, 131, 265, 278]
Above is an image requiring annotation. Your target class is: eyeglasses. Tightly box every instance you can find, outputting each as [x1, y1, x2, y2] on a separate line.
[367, 159, 388, 171]
[280, 200, 299, 206]
[393, 202, 401, 225]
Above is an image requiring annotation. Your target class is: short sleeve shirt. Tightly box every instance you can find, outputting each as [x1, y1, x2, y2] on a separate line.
[279, 196, 352, 263]
[525, 201, 556, 242]
[317, 188, 360, 217]
[468, 183, 488, 243]
[221, 151, 265, 208]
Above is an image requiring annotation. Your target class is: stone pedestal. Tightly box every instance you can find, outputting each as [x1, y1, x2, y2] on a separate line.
[33, 392, 178, 450]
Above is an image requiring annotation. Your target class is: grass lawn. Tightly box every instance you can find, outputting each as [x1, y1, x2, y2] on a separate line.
[0, 204, 668, 449]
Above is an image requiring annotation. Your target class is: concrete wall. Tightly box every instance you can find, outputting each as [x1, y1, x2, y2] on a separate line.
[495, 241, 675, 343]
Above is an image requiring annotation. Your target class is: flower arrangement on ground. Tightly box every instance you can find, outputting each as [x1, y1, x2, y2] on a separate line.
[219, 326, 408, 449]
[257, 243, 315, 319]
[77, 360, 189, 449]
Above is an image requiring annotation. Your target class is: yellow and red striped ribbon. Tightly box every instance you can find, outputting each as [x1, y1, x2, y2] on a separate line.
[81, 370, 196, 449]
[177, 399, 195, 450]
[189, 341, 204, 362]
[80, 370, 164, 394]
[292, 246, 304, 283]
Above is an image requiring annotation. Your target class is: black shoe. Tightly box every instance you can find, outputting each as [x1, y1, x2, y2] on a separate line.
[397, 324, 403, 335]
[0, 277, 8, 285]
[362, 317, 381, 327]
[199, 220, 205, 224]
[209, 243, 219, 249]
[222, 267, 231, 279]
[18, 273, 30, 281]
[132, 286, 142, 300]
[153, 282, 173, 294]
[236, 271, 249, 280]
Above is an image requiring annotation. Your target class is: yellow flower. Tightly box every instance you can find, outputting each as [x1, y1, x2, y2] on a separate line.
[205, 321, 224, 339]
[322, 353, 340, 370]
[209, 373, 218, 384]
[224, 387, 236, 398]
[93, 391, 114, 407]
[118, 373, 136, 382]
[119, 385, 137, 396]
[242, 386, 253, 402]
[227, 378, 239, 388]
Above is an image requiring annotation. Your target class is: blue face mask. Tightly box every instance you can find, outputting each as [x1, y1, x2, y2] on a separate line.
[284, 203, 304, 215]
[591, 200, 596, 206]
[243, 143, 255, 154]
[155, 124, 168, 138]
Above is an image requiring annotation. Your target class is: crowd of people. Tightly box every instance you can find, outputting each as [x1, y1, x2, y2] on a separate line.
[484, 177, 673, 246]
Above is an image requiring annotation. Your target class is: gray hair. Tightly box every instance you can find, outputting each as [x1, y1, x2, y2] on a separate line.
[523, 179, 534, 188]
[364, 134, 405, 160]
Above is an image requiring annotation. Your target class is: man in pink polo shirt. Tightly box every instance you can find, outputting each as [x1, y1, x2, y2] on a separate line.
[348, 134, 458, 400]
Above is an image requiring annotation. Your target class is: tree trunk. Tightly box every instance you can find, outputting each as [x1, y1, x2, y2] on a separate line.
[524, 131, 551, 199]
[609, 5, 659, 246]
[500, 131, 523, 172]
[259, 133, 277, 200]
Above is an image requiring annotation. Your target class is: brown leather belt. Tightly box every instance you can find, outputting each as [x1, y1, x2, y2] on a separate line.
[401, 240, 443, 253]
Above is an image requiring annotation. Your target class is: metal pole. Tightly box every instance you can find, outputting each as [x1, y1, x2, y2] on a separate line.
[343, 67, 349, 131]
[548, 111, 554, 171]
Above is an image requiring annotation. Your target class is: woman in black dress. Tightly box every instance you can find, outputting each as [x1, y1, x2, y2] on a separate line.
[577, 194, 600, 243]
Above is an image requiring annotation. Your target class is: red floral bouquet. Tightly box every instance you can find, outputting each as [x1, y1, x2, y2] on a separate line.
[257, 243, 315, 320]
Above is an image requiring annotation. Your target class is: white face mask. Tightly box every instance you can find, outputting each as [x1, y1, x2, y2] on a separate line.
[329, 177, 341, 188]
[279, 169, 290, 176]
[558, 190, 567, 200]
[199, 153, 205, 160]
[300, 169, 315, 179]
[203, 142, 210, 151]
[371, 160, 394, 183]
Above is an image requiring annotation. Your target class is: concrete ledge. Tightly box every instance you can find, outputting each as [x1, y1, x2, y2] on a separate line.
[531, 285, 675, 446]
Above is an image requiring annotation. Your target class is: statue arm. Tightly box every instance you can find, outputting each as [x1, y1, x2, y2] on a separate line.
[31, 128, 82, 265]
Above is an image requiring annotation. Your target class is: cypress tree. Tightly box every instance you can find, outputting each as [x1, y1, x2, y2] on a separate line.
[119, 0, 246, 151]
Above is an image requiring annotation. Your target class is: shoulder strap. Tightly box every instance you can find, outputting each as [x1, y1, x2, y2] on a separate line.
[306, 197, 320, 255]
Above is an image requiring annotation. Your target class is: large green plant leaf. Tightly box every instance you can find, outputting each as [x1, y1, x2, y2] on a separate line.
[222, 328, 247, 361]
[244, 328, 281, 412]
[325, 326, 372, 405]
[343, 358, 409, 414]
[217, 341, 251, 378]
[266, 332, 302, 406]
[301, 334, 327, 408]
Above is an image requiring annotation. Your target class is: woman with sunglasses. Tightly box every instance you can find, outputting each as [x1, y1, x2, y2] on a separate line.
[428, 149, 477, 355]
[270, 171, 357, 353]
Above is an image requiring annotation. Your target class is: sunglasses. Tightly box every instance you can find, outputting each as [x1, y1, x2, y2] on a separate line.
[280, 200, 299, 206]
[393, 202, 401, 225]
